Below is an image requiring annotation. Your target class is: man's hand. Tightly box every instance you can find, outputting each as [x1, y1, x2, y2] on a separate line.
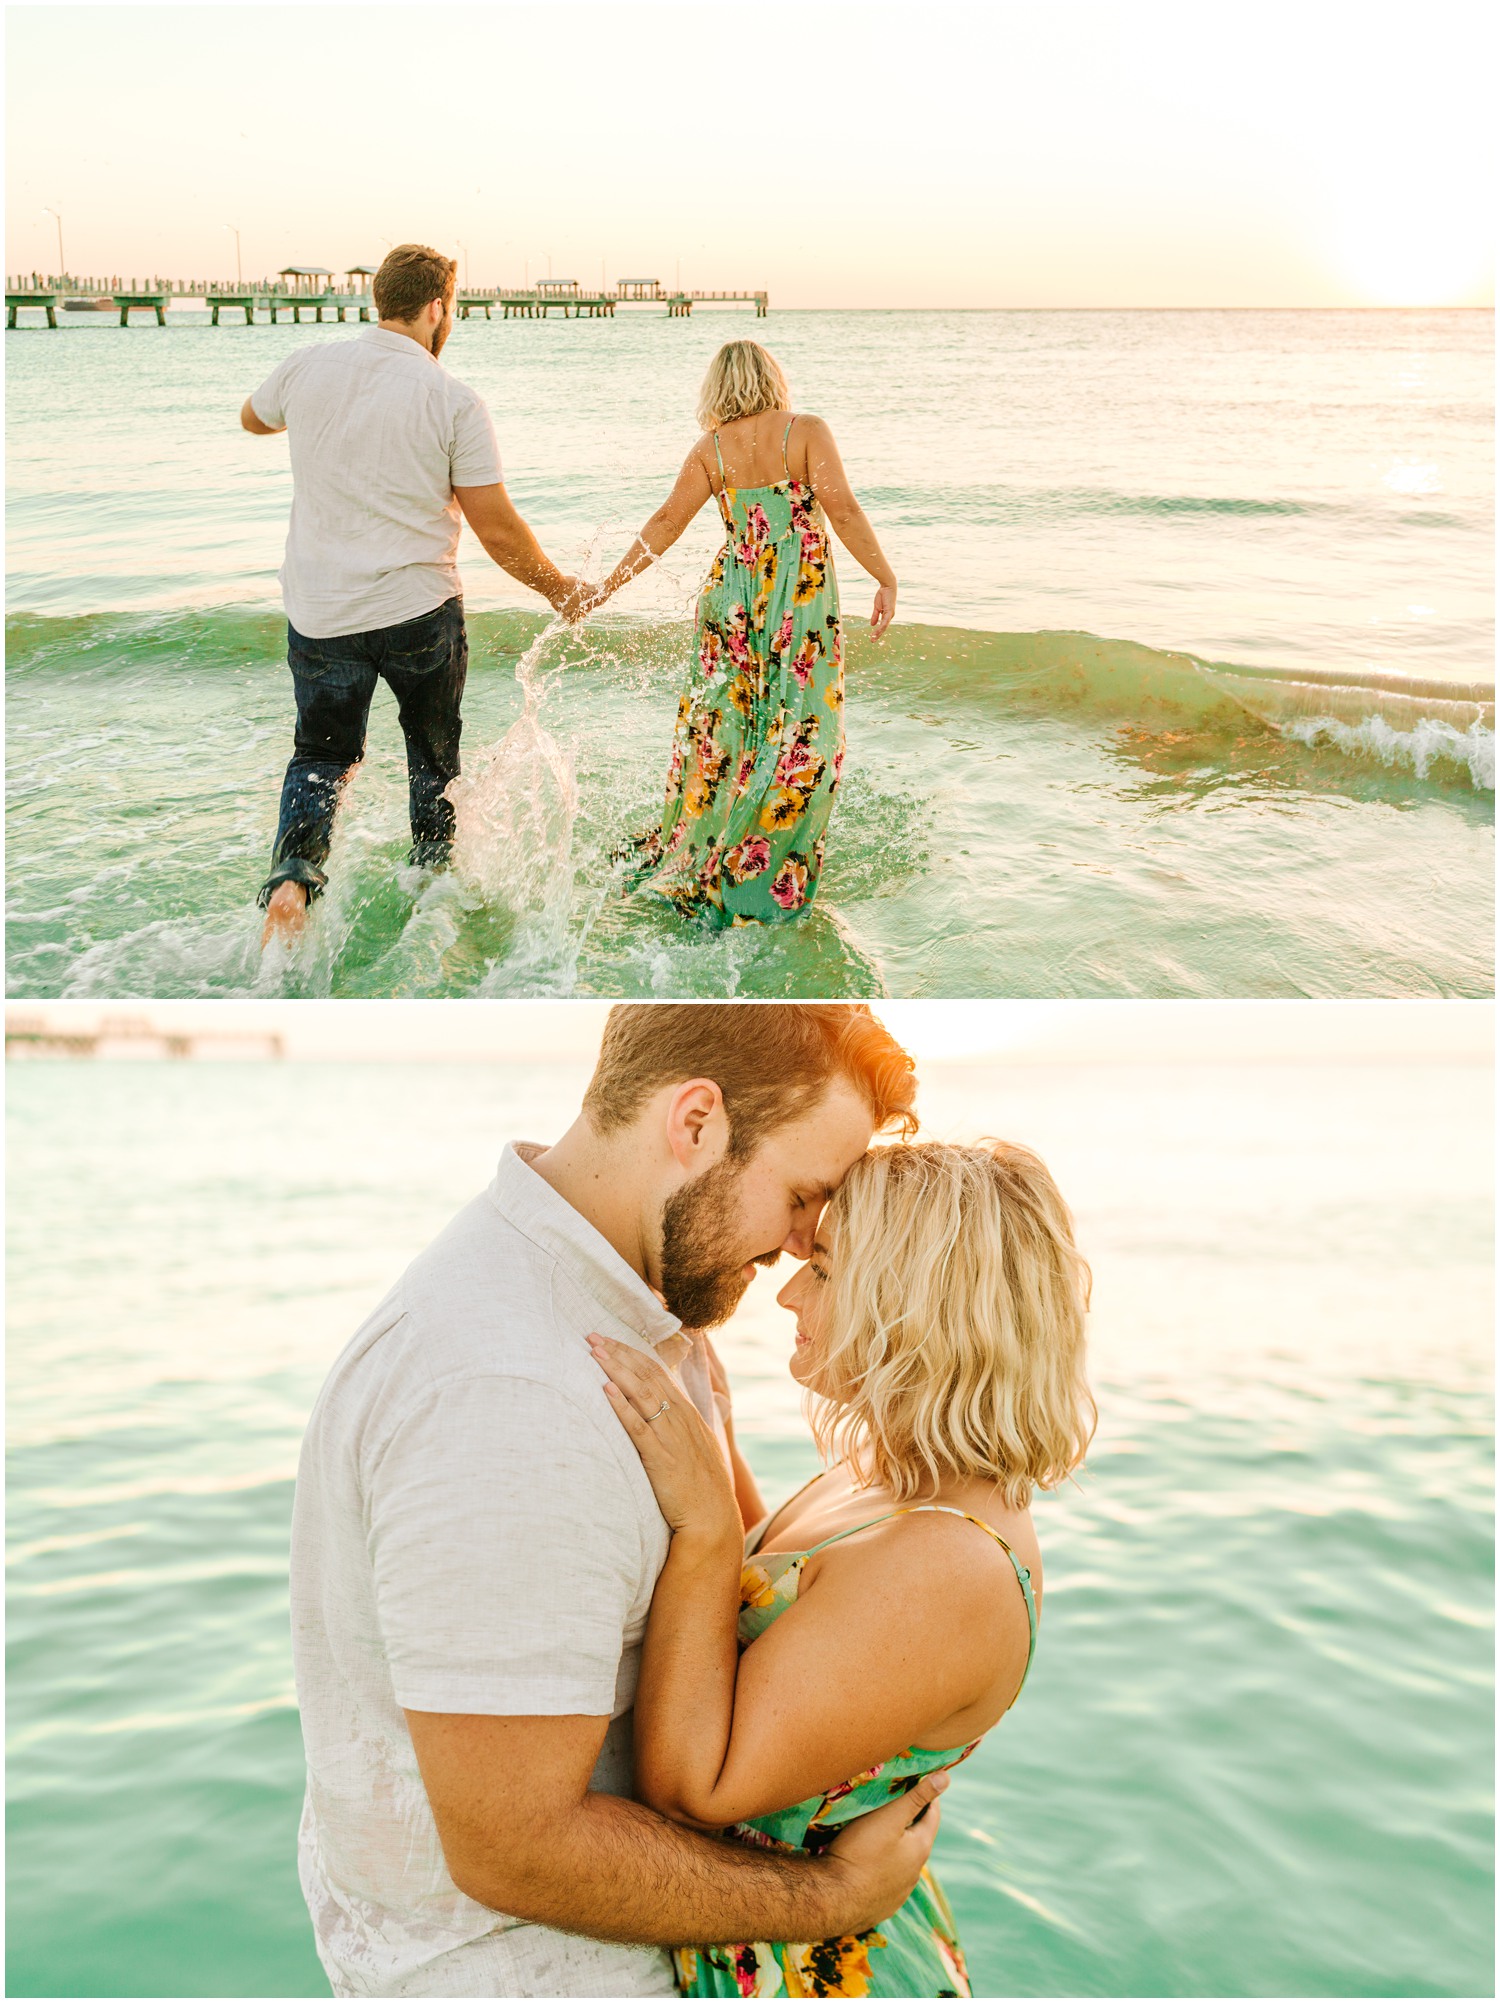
[824, 1770, 948, 1931]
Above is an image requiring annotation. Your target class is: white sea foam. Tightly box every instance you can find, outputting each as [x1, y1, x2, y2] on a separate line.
[1282, 713, 1495, 792]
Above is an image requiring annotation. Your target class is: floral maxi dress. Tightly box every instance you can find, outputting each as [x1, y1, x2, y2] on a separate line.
[674, 1503, 1039, 1998]
[623, 423, 845, 926]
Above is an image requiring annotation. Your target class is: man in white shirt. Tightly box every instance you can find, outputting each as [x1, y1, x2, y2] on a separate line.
[290, 1003, 940, 1998]
[240, 243, 581, 950]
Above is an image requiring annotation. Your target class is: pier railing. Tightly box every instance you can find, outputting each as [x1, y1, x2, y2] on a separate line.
[7, 274, 768, 326]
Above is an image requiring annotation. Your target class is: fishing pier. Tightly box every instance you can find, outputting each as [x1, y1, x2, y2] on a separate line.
[7, 268, 768, 328]
[5, 1013, 285, 1060]
[457, 278, 767, 319]
[6, 267, 379, 328]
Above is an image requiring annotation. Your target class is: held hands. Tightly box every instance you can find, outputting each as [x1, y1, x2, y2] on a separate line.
[549, 575, 599, 625]
[870, 581, 897, 641]
[588, 1334, 740, 1544]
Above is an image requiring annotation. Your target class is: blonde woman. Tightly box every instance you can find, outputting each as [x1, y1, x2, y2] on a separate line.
[587, 339, 898, 927]
[588, 1140, 1096, 1998]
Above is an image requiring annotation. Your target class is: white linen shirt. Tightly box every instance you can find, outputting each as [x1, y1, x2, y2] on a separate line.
[251, 327, 502, 640]
[289, 1144, 718, 1998]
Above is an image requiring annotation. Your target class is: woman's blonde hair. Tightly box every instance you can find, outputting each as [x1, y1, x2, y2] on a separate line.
[806, 1141, 1097, 1508]
[696, 340, 791, 430]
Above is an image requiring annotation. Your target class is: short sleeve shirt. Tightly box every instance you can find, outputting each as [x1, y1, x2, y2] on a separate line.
[288, 1145, 710, 1998]
[251, 328, 502, 639]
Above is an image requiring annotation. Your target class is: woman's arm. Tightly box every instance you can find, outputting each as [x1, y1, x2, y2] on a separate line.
[727, 1431, 767, 1531]
[702, 1334, 768, 1528]
[802, 416, 897, 639]
[589, 443, 715, 608]
[590, 1337, 1022, 1832]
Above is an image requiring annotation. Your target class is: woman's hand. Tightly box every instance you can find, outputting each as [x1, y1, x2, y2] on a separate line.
[588, 1334, 742, 1546]
[870, 581, 897, 640]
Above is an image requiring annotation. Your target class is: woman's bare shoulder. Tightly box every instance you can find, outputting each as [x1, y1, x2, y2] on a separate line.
[795, 1510, 1031, 1703]
[677, 434, 717, 483]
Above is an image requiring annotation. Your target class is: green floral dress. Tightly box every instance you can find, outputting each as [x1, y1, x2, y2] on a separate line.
[673, 1504, 1038, 2000]
[623, 422, 845, 927]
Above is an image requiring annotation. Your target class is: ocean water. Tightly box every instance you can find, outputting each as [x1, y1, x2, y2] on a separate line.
[5, 1051, 1493, 1998]
[4, 308, 1493, 999]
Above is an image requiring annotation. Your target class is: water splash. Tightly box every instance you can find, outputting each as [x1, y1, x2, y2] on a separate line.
[446, 621, 581, 990]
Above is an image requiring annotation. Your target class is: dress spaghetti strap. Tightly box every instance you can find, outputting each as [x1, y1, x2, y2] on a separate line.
[781, 416, 795, 479]
[709, 430, 733, 527]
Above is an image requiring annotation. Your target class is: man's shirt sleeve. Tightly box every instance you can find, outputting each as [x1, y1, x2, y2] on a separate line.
[250, 352, 296, 430]
[368, 1374, 644, 1717]
[450, 392, 502, 487]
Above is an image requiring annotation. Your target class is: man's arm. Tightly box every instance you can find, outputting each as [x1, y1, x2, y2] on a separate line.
[454, 482, 579, 613]
[405, 1709, 945, 1946]
[240, 395, 283, 436]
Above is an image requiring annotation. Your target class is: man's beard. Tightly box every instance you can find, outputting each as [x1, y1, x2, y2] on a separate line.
[430, 307, 453, 356]
[659, 1156, 779, 1329]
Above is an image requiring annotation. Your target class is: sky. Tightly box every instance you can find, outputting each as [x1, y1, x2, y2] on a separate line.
[5, 1000, 1493, 1064]
[5, 2, 1495, 307]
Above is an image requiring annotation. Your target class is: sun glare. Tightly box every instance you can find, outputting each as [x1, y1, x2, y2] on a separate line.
[1326, 177, 1492, 306]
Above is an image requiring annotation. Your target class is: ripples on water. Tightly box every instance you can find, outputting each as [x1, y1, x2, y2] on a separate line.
[4, 309, 1494, 999]
[5, 1056, 1493, 1996]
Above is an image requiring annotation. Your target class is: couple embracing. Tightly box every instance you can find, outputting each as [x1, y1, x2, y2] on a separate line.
[245, 243, 899, 951]
[292, 1002, 1096, 1998]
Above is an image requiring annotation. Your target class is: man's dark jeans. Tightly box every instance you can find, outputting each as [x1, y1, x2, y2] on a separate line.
[259, 596, 468, 907]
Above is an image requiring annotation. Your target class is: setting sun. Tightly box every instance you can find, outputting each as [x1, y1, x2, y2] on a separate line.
[1326, 168, 1493, 307]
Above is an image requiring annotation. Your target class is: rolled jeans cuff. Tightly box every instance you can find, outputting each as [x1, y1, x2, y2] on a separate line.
[257, 858, 329, 909]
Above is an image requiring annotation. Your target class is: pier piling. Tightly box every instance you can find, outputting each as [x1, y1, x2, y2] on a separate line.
[7, 291, 57, 328]
[6, 272, 766, 328]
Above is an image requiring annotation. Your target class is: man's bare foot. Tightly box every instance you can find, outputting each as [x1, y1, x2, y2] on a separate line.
[261, 880, 310, 951]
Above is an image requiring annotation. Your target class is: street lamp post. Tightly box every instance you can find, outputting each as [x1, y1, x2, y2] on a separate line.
[456, 239, 469, 287]
[43, 207, 64, 278]
[224, 223, 242, 287]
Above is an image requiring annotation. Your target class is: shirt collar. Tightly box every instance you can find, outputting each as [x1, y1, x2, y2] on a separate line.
[487, 1142, 685, 1356]
[360, 325, 439, 366]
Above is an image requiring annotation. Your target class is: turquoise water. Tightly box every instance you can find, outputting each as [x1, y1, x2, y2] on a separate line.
[6, 1051, 1493, 1996]
[5, 309, 1493, 998]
